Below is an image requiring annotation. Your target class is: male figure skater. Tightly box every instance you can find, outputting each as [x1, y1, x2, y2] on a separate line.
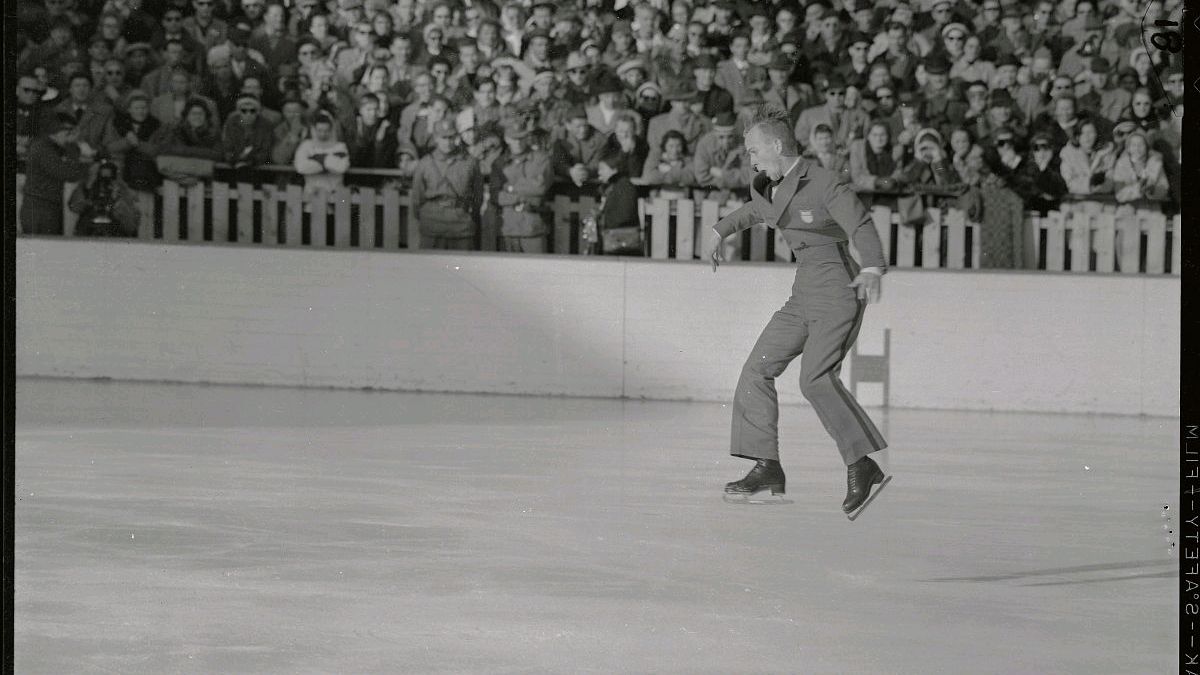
[704, 106, 890, 517]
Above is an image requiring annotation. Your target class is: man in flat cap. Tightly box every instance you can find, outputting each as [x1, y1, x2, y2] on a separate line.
[492, 120, 554, 252]
[411, 118, 483, 250]
[705, 105, 891, 517]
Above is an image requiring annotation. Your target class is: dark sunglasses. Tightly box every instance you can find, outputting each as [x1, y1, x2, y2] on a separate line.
[826, 89, 845, 95]
[239, 106, 259, 113]
[106, 69, 124, 75]
[996, 138, 1014, 146]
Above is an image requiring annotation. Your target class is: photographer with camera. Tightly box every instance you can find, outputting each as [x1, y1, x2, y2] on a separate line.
[69, 159, 139, 237]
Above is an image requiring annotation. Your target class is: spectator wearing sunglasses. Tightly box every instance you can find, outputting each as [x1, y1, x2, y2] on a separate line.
[793, 74, 867, 154]
[221, 91, 275, 167]
[16, 75, 50, 153]
[1011, 131, 1068, 215]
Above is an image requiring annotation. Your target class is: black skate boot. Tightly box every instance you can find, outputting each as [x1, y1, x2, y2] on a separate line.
[842, 454, 891, 520]
[724, 459, 786, 502]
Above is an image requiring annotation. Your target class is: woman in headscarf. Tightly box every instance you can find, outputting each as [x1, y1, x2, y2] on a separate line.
[1110, 128, 1169, 204]
[849, 121, 905, 195]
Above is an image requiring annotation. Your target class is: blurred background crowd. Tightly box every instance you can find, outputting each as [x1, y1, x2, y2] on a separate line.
[13, 0, 1184, 255]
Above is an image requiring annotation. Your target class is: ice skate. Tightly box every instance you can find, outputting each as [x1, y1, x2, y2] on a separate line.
[723, 459, 790, 504]
[843, 455, 890, 520]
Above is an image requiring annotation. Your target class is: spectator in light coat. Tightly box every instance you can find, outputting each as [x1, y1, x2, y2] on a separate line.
[1058, 119, 1116, 196]
[293, 110, 350, 196]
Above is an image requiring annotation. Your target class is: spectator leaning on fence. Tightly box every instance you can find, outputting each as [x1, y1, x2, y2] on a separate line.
[13, 0, 1185, 253]
[293, 109, 350, 196]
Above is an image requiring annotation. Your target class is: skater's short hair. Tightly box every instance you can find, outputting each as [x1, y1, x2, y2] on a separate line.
[744, 104, 797, 155]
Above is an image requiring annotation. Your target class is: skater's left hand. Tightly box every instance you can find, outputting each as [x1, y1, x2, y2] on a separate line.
[848, 271, 881, 303]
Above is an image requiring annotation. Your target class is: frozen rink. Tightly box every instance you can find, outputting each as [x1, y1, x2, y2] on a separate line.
[15, 377, 1177, 674]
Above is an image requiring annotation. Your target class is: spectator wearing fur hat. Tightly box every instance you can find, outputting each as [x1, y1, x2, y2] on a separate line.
[221, 91, 275, 166]
[633, 80, 664, 126]
[102, 88, 163, 191]
[553, 104, 606, 186]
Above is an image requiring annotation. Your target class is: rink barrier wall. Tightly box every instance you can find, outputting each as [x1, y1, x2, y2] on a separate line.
[15, 173, 1179, 275]
[16, 238, 1179, 416]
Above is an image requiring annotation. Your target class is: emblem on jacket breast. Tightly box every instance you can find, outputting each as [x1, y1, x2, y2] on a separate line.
[799, 210, 814, 224]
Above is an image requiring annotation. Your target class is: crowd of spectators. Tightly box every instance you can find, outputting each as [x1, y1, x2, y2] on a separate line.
[14, 0, 1184, 259]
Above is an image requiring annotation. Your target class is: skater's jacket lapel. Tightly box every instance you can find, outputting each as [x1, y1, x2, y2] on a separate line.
[750, 159, 810, 228]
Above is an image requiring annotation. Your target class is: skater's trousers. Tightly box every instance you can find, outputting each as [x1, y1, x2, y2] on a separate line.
[730, 241, 888, 465]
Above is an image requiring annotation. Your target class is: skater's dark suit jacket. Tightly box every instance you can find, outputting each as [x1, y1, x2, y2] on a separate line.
[713, 158, 888, 269]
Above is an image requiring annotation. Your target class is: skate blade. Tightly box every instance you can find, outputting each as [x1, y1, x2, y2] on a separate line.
[846, 475, 892, 521]
[723, 493, 794, 505]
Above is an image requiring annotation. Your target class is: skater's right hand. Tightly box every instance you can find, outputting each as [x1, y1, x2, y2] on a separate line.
[705, 229, 726, 272]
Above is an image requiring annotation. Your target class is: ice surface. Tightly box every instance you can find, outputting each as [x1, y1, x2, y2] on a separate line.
[15, 378, 1177, 674]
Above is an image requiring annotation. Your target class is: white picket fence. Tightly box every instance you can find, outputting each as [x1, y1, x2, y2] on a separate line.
[15, 174, 1179, 274]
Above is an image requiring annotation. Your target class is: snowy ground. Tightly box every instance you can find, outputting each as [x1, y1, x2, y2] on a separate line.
[14, 378, 1177, 674]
